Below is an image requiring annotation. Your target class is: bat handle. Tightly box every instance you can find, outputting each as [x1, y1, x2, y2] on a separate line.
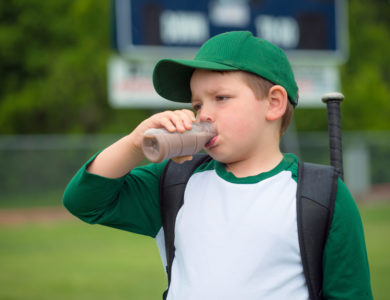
[322, 92, 344, 181]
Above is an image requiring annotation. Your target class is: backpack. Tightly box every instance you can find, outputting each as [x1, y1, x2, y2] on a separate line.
[159, 154, 338, 300]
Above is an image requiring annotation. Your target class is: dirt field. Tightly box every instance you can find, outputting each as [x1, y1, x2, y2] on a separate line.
[1, 183, 389, 226]
[0, 206, 75, 226]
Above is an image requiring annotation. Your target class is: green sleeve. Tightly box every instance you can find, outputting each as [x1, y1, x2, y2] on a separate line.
[63, 153, 167, 238]
[322, 178, 373, 299]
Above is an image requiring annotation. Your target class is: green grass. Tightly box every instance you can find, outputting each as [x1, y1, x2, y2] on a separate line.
[0, 221, 166, 300]
[0, 203, 389, 299]
[359, 202, 390, 299]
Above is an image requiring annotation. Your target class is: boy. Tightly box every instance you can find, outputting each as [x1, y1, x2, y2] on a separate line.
[63, 31, 372, 299]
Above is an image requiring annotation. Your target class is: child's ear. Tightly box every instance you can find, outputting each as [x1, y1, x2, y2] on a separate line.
[265, 85, 288, 121]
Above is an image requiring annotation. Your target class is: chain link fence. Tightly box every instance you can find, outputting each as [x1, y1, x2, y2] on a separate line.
[1, 132, 389, 208]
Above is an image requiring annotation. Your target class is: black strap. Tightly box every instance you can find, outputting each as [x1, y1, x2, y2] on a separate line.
[159, 154, 211, 299]
[296, 162, 338, 300]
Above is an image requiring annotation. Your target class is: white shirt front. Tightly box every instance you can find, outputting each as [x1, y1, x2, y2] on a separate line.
[157, 164, 309, 300]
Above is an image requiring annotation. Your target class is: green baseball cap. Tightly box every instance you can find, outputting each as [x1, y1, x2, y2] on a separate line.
[153, 31, 299, 106]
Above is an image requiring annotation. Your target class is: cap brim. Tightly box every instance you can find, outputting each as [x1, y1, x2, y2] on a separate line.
[153, 59, 238, 103]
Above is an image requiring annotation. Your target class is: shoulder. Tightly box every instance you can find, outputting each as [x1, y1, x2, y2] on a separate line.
[333, 179, 364, 230]
[324, 178, 366, 252]
[327, 178, 367, 249]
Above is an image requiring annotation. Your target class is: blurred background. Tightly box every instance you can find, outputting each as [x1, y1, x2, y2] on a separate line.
[0, 0, 389, 299]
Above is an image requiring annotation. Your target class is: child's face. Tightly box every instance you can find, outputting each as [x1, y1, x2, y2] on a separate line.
[190, 69, 270, 164]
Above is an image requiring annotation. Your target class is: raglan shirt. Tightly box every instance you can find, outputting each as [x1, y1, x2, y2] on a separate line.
[63, 153, 373, 300]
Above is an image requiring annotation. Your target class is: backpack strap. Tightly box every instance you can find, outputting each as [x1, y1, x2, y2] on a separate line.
[296, 162, 338, 300]
[159, 154, 211, 299]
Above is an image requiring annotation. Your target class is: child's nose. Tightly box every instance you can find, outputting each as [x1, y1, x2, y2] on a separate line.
[197, 106, 214, 123]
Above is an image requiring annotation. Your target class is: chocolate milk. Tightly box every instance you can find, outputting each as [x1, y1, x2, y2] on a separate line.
[142, 122, 216, 163]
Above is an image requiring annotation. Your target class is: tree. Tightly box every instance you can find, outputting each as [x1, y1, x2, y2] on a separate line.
[340, 0, 390, 130]
[0, 0, 119, 133]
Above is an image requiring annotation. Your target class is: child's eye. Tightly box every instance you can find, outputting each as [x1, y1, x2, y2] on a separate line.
[192, 103, 202, 112]
[216, 95, 229, 101]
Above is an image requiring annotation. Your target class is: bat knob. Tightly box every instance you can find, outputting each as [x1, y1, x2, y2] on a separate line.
[322, 92, 344, 103]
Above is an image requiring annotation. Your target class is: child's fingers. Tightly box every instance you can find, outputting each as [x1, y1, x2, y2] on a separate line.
[144, 109, 196, 135]
[135, 109, 197, 150]
[159, 114, 178, 132]
[180, 109, 196, 123]
[165, 111, 186, 132]
[174, 109, 196, 130]
[160, 110, 195, 132]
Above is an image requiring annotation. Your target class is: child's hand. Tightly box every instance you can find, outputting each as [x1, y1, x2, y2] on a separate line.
[132, 109, 196, 149]
[86, 109, 196, 177]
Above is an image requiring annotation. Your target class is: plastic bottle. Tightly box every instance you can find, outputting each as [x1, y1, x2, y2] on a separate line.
[142, 122, 216, 163]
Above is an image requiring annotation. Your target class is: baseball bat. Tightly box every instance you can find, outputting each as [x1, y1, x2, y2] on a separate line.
[322, 92, 345, 180]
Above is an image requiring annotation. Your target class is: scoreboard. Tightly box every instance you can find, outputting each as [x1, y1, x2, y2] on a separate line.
[113, 0, 348, 62]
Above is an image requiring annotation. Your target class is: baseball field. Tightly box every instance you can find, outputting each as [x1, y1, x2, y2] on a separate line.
[0, 202, 389, 300]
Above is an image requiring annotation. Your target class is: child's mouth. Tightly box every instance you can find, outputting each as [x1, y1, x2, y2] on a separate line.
[205, 135, 217, 148]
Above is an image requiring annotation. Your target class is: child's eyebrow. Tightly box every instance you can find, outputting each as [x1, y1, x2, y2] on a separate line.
[190, 95, 201, 104]
[192, 86, 233, 101]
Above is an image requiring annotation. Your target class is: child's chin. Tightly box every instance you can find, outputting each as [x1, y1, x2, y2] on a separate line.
[205, 149, 231, 164]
